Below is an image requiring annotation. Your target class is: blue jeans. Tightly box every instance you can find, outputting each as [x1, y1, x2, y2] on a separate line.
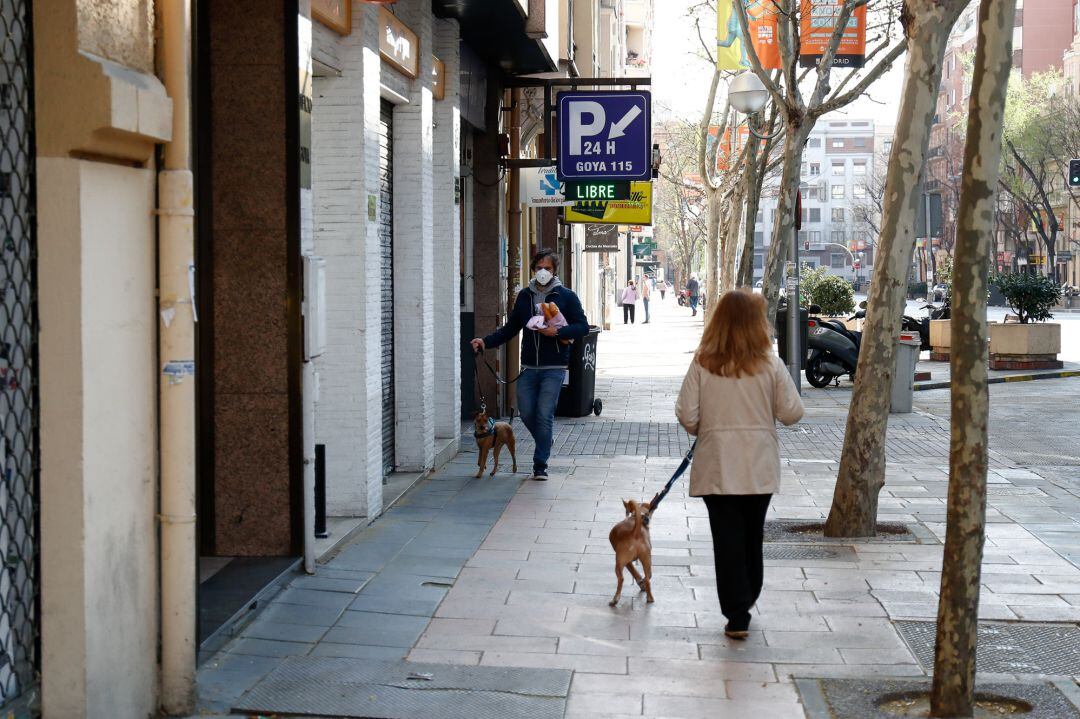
[689, 295, 699, 313]
[516, 368, 564, 473]
[642, 297, 650, 321]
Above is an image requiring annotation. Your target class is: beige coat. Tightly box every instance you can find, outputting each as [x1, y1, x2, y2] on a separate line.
[675, 354, 804, 496]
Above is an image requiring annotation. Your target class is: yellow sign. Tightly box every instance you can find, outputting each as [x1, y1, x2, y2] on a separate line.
[564, 182, 652, 225]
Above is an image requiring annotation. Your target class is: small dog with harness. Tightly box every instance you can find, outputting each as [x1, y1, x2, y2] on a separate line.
[608, 499, 654, 607]
[472, 408, 517, 479]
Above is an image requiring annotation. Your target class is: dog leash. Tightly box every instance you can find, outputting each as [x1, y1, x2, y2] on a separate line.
[646, 440, 697, 523]
[472, 349, 522, 414]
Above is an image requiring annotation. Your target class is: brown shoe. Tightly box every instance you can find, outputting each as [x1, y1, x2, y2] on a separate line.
[724, 621, 749, 640]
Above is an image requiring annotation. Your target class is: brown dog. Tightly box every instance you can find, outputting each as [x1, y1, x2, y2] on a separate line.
[608, 499, 654, 607]
[473, 409, 517, 478]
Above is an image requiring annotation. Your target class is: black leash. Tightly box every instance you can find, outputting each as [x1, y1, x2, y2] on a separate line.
[645, 440, 697, 524]
[472, 349, 522, 413]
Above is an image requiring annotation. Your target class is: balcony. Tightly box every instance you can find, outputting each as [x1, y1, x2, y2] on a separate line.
[625, 0, 648, 26]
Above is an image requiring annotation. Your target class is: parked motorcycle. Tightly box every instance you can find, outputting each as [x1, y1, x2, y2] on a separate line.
[805, 304, 861, 388]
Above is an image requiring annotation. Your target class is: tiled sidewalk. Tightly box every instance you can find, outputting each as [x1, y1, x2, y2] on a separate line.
[193, 296, 1080, 718]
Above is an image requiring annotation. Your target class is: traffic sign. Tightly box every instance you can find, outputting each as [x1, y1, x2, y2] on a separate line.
[557, 91, 652, 182]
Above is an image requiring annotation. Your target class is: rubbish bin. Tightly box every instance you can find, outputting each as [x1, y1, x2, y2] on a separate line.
[556, 326, 603, 417]
[890, 334, 922, 414]
[775, 307, 809, 369]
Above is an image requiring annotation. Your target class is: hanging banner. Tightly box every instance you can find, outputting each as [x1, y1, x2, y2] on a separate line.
[716, 1, 781, 71]
[564, 182, 653, 225]
[799, 0, 867, 68]
[583, 224, 620, 252]
[708, 125, 754, 172]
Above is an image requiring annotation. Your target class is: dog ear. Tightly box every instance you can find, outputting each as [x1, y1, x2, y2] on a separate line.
[622, 499, 631, 514]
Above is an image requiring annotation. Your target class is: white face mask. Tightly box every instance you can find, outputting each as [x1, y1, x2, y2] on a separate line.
[534, 268, 553, 285]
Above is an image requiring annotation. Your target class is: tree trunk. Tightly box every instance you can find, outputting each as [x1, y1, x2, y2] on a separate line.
[930, 0, 1015, 714]
[824, 0, 968, 538]
[738, 124, 768, 287]
[705, 187, 721, 319]
[762, 118, 811, 322]
[722, 181, 746, 292]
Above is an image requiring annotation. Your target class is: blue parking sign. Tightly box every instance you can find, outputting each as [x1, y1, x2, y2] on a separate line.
[557, 91, 652, 182]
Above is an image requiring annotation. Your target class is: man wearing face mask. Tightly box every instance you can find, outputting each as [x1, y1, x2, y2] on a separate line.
[470, 250, 590, 481]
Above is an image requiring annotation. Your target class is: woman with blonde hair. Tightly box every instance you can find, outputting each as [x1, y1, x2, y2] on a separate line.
[675, 289, 804, 639]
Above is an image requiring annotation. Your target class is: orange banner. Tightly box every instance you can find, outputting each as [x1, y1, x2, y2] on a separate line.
[799, 0, 866, 68]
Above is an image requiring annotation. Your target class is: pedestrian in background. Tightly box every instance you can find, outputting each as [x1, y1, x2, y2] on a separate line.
[640, 275, 651, 324]
[686, 274, 700, 316]
[657, 278, 667, 300]
[675, 289, 804, 639]
[620, 279, 638, 324]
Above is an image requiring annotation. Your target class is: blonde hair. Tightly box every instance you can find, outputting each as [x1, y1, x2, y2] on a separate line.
[696, 289, 773, 378]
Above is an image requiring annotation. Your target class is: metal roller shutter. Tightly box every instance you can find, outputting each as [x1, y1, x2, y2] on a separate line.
[379, 101, 395, 475]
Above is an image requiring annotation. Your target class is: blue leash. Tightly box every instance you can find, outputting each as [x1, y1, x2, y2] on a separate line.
[646, 440, 697, 521]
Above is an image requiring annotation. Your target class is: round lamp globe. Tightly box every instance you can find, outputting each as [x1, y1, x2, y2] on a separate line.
[728, 71, 769, 114]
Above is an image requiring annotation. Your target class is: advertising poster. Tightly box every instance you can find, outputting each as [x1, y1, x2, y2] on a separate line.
[799, 0, 867, 68]
[716, 1, 781, 71]
[564, 182, 653, 226]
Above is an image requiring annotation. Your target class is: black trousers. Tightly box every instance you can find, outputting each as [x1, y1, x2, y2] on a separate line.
[702, 494, 772, 628]
[623, 304, 635, 323]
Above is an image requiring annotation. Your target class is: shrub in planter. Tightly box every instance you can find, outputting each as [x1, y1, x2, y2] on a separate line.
[799, 264, 828, 305]
[990, 273, 1060, 323]
[810, 275, 856, 316]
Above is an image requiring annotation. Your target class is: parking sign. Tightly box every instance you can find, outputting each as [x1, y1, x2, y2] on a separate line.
[557, 91, 652, 182]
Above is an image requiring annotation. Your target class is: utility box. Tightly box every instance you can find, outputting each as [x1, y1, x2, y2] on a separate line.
[890, 334, 921, 413]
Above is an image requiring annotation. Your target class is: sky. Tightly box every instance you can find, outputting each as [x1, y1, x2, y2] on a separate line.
[651, 0, 906, 129]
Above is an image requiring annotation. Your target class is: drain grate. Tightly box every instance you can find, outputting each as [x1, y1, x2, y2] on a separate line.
[764, 545, 856, 561]
[764, 520, 924, 544]
[234, 657, 571, 719]
[896, 621, 1080, 676]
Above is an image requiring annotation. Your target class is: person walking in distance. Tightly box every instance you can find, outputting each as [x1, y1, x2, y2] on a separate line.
[657, 278, 667, 300]
[686, 274, 700, 316]
[620, 279, 639, 324]
[675, 290, 804, 638]
[470, 250, 589, 481]
[640, 275, 651, 324]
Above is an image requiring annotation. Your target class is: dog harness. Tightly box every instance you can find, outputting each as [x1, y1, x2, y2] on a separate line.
[474, 417, 497, 439]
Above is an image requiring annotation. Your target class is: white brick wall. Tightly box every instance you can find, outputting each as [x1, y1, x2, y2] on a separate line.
[433, 19, 462, 443]
[312, 5, 385, 517]
[391, 0, 436, 472]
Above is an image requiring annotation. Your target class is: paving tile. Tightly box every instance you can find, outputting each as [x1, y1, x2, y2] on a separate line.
[307, 642, 407, 661]
[225, 637, 313, 658]
[256, 601, 345, 627]
[628, 657, 776, 682]
[348, 593, 445, 617]
[558, 636, 699, 660]
[405, 648, 483, 665]
[643, 694, 806, 719]
[288, 575, 371, 594]
[326, 611, 430, 647]
[564, 691, 643, 718]
[274, 587, 356, 611]
[241, 619, 329, 644]
[481, 651, 627, 674]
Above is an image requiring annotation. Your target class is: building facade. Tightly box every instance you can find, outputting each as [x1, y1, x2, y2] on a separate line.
[754, 119, 879, 285]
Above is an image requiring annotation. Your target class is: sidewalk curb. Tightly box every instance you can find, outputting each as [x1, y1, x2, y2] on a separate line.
[915, 369, 1080, 391]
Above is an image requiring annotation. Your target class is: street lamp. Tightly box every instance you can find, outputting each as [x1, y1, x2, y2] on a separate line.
[728, 71, 769, 113]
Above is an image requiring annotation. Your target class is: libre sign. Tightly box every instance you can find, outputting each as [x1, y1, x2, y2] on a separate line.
[564, 181, 653, 225]
[557, 91, 652, 182]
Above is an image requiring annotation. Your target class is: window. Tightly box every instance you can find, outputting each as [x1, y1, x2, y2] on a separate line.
[884, 139, 893, 154]
[801, 162, 807, 177]
[854, 138, 866, 148]
[754, 254, 764, 269]
[808, 138, 821, 148]
[809, 163, 821, 176]
[754, 231, 764, 246]
[832, 161, 845, 176]
[832, 208, 845, 222]
[831, 253, 848, 268]
[852, 121, 870, 127]
[853, 184, 867, 199]
[807, 230, 821, 245]
[756, 210, 763, 223]
[853, 161, 867, 176]
[804, 186, 819, 200]
[832, 184, 845, 199]
[830, 122, 848, 128]
[771, 209, 777, 222]
[808, 207, 821, 223]
[831, 139, 844, 148]
[831, 230, 845, 244]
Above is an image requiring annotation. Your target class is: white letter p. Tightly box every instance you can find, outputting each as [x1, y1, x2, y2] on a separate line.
[569, 101, 605, 155]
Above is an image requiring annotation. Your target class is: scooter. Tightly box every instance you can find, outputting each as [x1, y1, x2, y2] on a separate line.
[805, 304, 861, 388]
[847, 300, 931, 351]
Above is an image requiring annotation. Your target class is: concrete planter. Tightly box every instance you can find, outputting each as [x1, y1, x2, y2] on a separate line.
[988, 322, 1062, 370]
[929, 319, 950, 362]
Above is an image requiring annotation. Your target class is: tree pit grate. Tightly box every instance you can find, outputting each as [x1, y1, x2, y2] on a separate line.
[763, 545, 857, 561]
[896, 620, 1080, 676]
[764, 520, 931, 544]
[795, 678, 1080, 719]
